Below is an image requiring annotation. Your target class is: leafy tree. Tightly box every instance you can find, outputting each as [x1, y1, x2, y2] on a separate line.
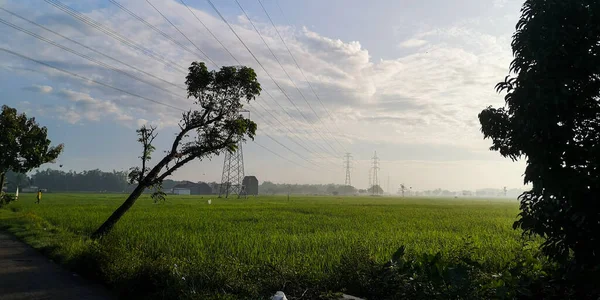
[398, 184, 407, 197]
[0, 105, 63, 194]
[92, 62, 259, 239]
[479, 0, 600, 269]
[339, 185, 357, 195]
[369, 185, 383, 195]
[30, 168, 129, 192]
[5, 170, 30, 192]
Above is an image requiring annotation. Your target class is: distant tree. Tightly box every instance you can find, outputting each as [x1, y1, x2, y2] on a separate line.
[338, 185, 357, 195]
[479, 0, 600, 271]
[398, 184, 407, 197]
[0, 105, 63, 195]
[369, 185, 383, 195]
[92, 62, 259, 239]
[5, 170, 30, 192]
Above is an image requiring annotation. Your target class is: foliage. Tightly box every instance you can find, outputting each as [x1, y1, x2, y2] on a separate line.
[478, 0, 600, 273]
[92, 62, 260, 238]
[29, 168, 130, 192]
[0, 105, 63, 194]
[0, 193, 16, 208]
[368, 184, 384, 195]
[4, 170, 30, 192]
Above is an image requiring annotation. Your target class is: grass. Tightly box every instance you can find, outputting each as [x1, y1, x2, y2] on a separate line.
[0, 193, 531, 299]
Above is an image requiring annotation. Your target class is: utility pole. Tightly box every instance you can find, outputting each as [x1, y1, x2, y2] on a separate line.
[344, 153, 352, 186]
[371, 151, 380, 195]
[387, 174, 390, 196]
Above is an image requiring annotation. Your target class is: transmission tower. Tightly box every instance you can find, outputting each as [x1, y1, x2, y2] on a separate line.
[344, 153, 352, 186]
[219, 110, 249, 198]
[218, 142, 246, 198]
[371, 151, 380, 195]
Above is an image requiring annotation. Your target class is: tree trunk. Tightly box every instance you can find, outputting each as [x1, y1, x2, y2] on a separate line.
[0, 172, 5, 195]
[91, 183, 147, 239]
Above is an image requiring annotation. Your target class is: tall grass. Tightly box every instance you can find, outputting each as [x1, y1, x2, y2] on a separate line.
[0, 193, 529, 299]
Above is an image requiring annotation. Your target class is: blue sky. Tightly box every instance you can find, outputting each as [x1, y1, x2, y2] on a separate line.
[0, 0, 527, 191]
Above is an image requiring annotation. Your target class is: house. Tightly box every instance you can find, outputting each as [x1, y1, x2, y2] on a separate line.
[172, 188, 191, 195]
[242, 176, 259, 196]
[171, 181, 212, 195]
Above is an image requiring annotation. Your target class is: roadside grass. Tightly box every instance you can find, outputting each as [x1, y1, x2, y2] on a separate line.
[0, 194, 537, 299]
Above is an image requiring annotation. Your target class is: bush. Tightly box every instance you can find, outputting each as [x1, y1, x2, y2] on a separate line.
[0, 193, 16, 208]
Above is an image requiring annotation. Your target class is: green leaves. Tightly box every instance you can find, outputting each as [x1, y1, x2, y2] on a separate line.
[0, 105, 63, 174]
[479, 0, 600, 271]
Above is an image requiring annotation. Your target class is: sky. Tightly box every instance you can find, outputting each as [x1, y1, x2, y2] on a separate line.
[0, 0, 528, 191]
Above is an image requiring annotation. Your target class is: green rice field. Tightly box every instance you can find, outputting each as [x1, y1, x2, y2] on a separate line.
[0, 193, 530, 299]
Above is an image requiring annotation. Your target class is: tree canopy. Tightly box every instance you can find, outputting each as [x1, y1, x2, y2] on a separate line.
[0, 105, 63, 193]
[479, 0, 600, 270]
[92, 62, 260, 239]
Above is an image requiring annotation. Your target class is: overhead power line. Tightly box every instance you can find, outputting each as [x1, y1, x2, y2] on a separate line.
[9, 1, 342, 174]
[43, 0, 188, 72]
[140, 0, 338, 168]
[248, 104, 340, 170]
[176, 0, 340, 165]
[0, 7, 184, 91]
[205, 0, 340, 159]
[0, 17, 185, 99]
[259, 0, 349, 152]
[108, 0, 218, 68]
[1, 47, 331, 173]
[0, 48, 184, 111]
[234, 0, 341, 155]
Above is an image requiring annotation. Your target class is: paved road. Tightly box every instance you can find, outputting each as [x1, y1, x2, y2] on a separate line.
[0, 232, 114, 300]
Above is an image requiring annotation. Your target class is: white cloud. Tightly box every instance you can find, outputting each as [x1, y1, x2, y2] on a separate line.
[137, 118, 148, 127]
[0, 0, 523, 188]
[398, 39, 428, 48]
[54, 89, 133, 123]
[23, 84, 53, 94]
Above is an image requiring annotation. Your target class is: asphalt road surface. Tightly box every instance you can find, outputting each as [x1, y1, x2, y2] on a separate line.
[0, 232, 113, 300]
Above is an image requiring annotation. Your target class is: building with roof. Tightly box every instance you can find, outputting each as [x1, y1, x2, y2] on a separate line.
[242, 176, 259, 196]
[171, 181, 212, 195]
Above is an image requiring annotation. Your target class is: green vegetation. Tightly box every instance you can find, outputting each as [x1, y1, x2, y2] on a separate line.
[0, 193, 550, 299]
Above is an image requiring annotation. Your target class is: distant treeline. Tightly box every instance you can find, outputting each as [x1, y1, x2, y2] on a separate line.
[2, 169, 523, 197]
[259, 182, 361, 195]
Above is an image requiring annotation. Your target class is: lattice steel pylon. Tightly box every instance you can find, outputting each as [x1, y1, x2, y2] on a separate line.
[371, 151, 380, 195]
[219, 142, 246, 198]
[218, 110, 250, 199]
[344, 153, 352, 186]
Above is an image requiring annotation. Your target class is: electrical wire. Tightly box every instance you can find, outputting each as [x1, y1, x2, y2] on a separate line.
[0, 7, 184, 91]
[237, 0, 345, 154]
[0, 48, 184, 111]
[43, 0, 188, 72]
[0, 17, 186, 99]
[259, 0, 349, 152]
[177, 0, 341, 163]
[206, 0, 341, 158]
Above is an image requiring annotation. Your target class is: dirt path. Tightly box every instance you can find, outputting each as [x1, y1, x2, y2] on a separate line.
[0, 232, 114, 300]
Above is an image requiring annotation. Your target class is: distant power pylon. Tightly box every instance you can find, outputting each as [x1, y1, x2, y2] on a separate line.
[344, 153, 352, 186]
[219, 110, 249, 199]
[219, 142, 245, 198]
[371, 151, 380, 195]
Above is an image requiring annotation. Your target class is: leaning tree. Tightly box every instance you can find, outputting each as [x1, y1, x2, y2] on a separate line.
[479, 0, 600, 269]
[0, 105, 63, 194]
[92, 62, 259, 239]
